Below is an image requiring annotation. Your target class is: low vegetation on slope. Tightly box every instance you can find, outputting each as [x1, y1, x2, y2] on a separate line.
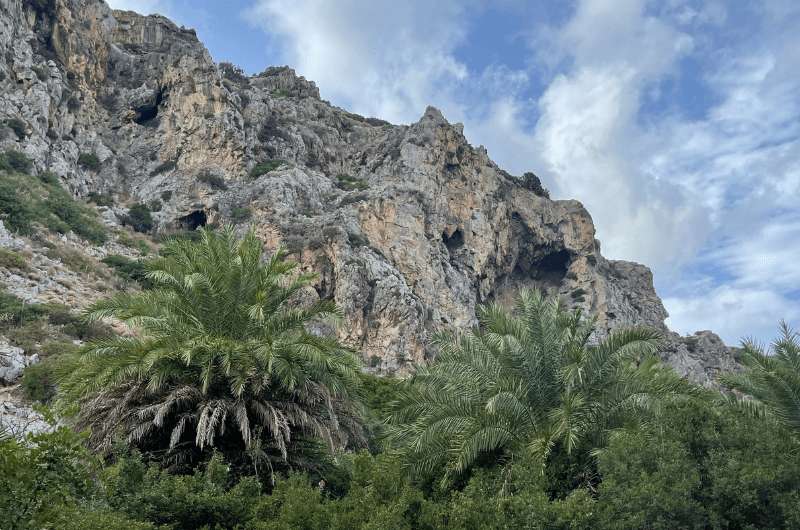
[1, 228, 799, 529]
[0, 150, 107, 244]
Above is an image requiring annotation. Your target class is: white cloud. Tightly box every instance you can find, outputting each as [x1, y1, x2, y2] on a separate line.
[665, 286, 799, 345]
[106, 0, 170, 15]
[245, 0, 473, 124]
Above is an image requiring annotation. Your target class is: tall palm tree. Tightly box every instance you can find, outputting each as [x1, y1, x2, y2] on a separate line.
[386, 289, 693, 480]
[720, 321, 800, 434]
[59, 228, 364, 469]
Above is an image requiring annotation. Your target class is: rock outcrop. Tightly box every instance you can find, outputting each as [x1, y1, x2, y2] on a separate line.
[0, 0, 737, 382]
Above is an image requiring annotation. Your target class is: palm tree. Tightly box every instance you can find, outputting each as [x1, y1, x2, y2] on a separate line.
[386, 289, 693, 480]
[720, 321, 800, 434]
[59, 228, 364, 470]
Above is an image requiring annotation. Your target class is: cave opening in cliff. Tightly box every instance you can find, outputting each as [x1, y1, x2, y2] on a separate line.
[133, 87, 164, 125]
[178, 210, 207, 231]
[534, 249, 571, 280]
[443, 228, 464, 253]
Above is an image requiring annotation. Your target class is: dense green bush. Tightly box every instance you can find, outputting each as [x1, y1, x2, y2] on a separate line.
[335, 174, 368, 191]
[122, 203, 154, 233]
[88, 191, 114, 206]
[45, 188, 108, 243]
[101, 254, 151, 287]
[230, 206, 252, 223]
[21, 360, 59, 403]
[77, 152, 100, 171]
[0, 159, 108, 243]
[249, 159, 286, 179]
[595, 400, 800, 528]
[0, 149, 32, 173]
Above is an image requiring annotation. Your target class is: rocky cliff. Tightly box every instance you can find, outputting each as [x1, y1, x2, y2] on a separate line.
[0, 0, 737, 392]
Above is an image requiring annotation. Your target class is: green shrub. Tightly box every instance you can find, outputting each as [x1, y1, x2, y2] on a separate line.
[87, 191, 114, 207]
[3, 318, 50, 353]
[197, 171, 228, 190]
[335, 174, 368, 191]
[160, 190, 173, 202]
[102, 254, 151, 287]
[0, 162, 107, 242]
[0, 149, 32, 173]
[103, 453, 262, 529]
[77, 152, 100, 171]
[45, 189, 109, 244]
[122, 203, 154, 233]
[249, 159, 286, 179]
[4, 118, 26, 140]
[0, 181, 35, 233]
[38, 171, 60, 185]
[0, 289, 46, 326]
[230, 206, 251, 223]
[0, 248, 29, 271]
[21, 360, 58, 403]
[39, 340, 79, 358]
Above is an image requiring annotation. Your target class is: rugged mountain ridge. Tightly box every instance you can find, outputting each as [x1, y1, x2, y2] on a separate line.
[0, 0, 737, 387]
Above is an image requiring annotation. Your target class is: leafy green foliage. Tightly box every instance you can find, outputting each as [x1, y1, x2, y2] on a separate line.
[595, 400, 800, 528]
[77, 152, 100, 171]
[122, 203, 154, 233]
[21, 359, 59, 403]
[60, 228, 365, 472]
[0, 248, 29, 271]
[335, 174, 368, 191]
[249, 159, 286, 179]
[103, 452, 262, 529]
[231, 206, 252, 223]
[0, 428, 153, 530]
[387, 289, 694, 480]
[0, 160, 107, 242]
[721, 321, 800, 434]
[87, 191, 114, 206]
[0, 149, 32, 173]
[0, 288, 110, 355]
[101, 254, 151, 287]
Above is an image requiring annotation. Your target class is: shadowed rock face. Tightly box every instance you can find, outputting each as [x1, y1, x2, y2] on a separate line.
[0, 0, 737, 381]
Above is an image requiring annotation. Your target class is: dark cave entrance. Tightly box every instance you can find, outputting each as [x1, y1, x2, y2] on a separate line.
[488, 213, 573, 306]
[526, 249, 571, 286]
[178, 210, 207, 231]
[443, 228, 464, 254]
[133, 88, 164, 125]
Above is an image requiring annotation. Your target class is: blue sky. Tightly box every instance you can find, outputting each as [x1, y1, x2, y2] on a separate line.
[108, 0, 800, 345]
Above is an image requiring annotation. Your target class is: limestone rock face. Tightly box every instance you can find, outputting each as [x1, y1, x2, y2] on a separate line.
[0, 0, 737, 380]
[0, 339, 35, 385]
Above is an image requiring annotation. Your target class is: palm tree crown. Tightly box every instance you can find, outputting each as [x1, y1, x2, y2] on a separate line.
[721, 321, 800, 434]
[386, 289, 693, 479]
[59, 228, 363, 467]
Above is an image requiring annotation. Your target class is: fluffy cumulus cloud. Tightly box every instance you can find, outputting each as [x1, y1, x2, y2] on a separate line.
[245, 0, 473, 124]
